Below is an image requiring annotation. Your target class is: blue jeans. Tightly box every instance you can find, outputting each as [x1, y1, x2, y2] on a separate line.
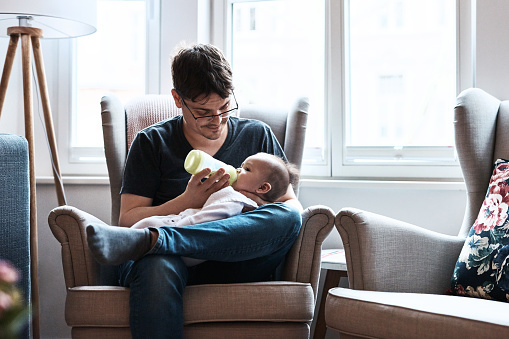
[118, 203, 302, 339]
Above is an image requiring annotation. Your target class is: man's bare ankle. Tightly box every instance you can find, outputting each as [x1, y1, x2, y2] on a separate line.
[149, 229, 158, 249]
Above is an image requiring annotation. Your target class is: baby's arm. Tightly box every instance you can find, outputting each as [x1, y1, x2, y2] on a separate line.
[131, 214, 182, 229]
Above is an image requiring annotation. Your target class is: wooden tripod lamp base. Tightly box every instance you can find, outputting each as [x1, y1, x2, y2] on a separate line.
[0, 25, 68, 339]
[0, 26, 67, 205]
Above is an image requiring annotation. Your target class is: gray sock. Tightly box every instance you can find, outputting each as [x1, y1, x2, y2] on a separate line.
[86, 224, 153, 265]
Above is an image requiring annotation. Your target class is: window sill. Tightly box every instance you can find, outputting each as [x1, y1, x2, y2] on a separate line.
[36, 176, 466, 191]
[300, 178, 466, 191]
[36, 176, 110, 185]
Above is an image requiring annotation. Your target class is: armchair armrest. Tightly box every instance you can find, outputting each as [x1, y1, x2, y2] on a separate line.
[336, 207, 466, 294]
[101, 94, 127, 226]
[283, 205, 335, 299]
[49, 204, 335, 297]
[48, 206, 112, 288]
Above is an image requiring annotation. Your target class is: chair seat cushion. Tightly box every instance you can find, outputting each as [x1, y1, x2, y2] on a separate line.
[66, 286, 130, 326]
[184, 282, 314, 324]
[325, 287, 509, 338]
[66, 282, 314, 327]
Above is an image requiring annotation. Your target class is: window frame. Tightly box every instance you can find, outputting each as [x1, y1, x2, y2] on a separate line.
[331, 0, 474, 180]
[57, 0, 161, 176]
[218, 0, 475, 180]
[56, 0, 474, 180]
[223, 0, 330, 177]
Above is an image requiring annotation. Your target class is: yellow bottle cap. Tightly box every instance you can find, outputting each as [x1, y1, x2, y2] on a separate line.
[184, 150, 237, 185]
[184, 150, 204, 175]
[225, 166, 238, 185]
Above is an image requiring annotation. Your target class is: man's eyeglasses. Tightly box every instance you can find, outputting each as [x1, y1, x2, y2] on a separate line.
[179, 91, 238, 122]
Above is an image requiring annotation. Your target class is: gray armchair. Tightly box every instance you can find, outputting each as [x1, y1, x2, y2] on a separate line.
[48, 94, 335, 338]
[326, 88, 509, 338]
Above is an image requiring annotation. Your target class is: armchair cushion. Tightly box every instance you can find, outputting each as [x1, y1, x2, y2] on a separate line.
[325, 287, 509, 339]
[450, 158, 509, 301]
[65, 282, 313, 327]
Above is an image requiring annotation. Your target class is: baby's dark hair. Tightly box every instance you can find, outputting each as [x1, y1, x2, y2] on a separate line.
[257, 153, 300, 202]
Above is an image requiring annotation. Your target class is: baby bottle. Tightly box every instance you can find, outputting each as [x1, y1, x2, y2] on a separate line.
[184, 149, 238, 185]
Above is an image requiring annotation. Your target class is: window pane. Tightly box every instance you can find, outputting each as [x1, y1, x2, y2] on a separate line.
[347, 0, 456, 147]
[231, 0, 325, 164]
[75, 0, 146, 148]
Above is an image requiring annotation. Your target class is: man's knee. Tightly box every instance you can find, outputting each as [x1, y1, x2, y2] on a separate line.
[260, 203, 302, 234]
[236, 204, 301, 252]
[132, 255, 188, 288]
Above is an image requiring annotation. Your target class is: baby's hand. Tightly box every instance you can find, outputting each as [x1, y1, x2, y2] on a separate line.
[241, 205, 257, 213]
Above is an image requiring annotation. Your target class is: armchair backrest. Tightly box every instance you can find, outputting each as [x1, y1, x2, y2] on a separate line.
[101, 95, 181, 226]
[454, 88, 509, 237]
[101, 94, 308, 226]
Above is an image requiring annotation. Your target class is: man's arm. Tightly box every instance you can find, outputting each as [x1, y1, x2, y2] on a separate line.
[118, 168, 231, 227]
[119, 193, 189, 227]
[276, 184, 303, 211]
[240, 184, 303, 212]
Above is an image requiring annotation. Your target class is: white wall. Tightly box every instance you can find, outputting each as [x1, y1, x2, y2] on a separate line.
[2, 1, 509, 337]
[475, 0, 509, 99]
[37, 183, 111, 339]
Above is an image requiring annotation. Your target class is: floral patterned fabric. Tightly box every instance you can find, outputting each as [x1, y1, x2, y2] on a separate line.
[449, 159, 509, 302]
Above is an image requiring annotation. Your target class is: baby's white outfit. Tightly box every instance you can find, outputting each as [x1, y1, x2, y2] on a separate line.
[131, 186, 258, 266]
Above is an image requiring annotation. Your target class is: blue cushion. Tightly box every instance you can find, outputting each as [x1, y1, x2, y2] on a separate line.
[0, 134, 30, 305]
[450, 158, 509, 301]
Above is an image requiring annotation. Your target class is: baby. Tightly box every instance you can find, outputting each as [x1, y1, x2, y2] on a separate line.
[131, 152, 299, 230]
[129, 152, 298, 266]
[86, 152, 299, 267]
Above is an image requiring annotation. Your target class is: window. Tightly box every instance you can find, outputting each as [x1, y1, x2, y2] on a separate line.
[226, 0, 473, 179]
[227, 0, 327, 175]
[58, 0, 160, 175]
[75, 0, 147, 150]
[342, 0, 461, 178]
[57, 0, 473, 179]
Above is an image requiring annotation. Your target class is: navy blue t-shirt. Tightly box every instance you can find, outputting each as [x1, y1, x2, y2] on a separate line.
[121, 116, 286, 206]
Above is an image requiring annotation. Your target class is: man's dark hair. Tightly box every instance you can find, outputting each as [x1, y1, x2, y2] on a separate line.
[171, 43, 233, 102]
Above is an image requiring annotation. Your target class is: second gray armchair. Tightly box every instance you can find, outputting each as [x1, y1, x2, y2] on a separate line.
[326, 88, 509, 338]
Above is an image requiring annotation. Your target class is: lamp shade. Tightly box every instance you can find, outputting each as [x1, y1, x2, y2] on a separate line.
[0, 0, 97, 38]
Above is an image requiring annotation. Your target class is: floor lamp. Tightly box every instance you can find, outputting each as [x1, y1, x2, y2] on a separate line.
[0, 2, 96, 338]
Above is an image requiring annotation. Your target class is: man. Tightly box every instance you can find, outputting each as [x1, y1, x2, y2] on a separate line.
[87, 43, 302, 338]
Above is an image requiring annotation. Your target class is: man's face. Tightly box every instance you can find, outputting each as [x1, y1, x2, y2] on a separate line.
[177, 92, 232, 141]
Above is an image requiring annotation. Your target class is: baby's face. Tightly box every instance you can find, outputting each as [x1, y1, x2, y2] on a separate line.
[232, 154, 269, 193]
